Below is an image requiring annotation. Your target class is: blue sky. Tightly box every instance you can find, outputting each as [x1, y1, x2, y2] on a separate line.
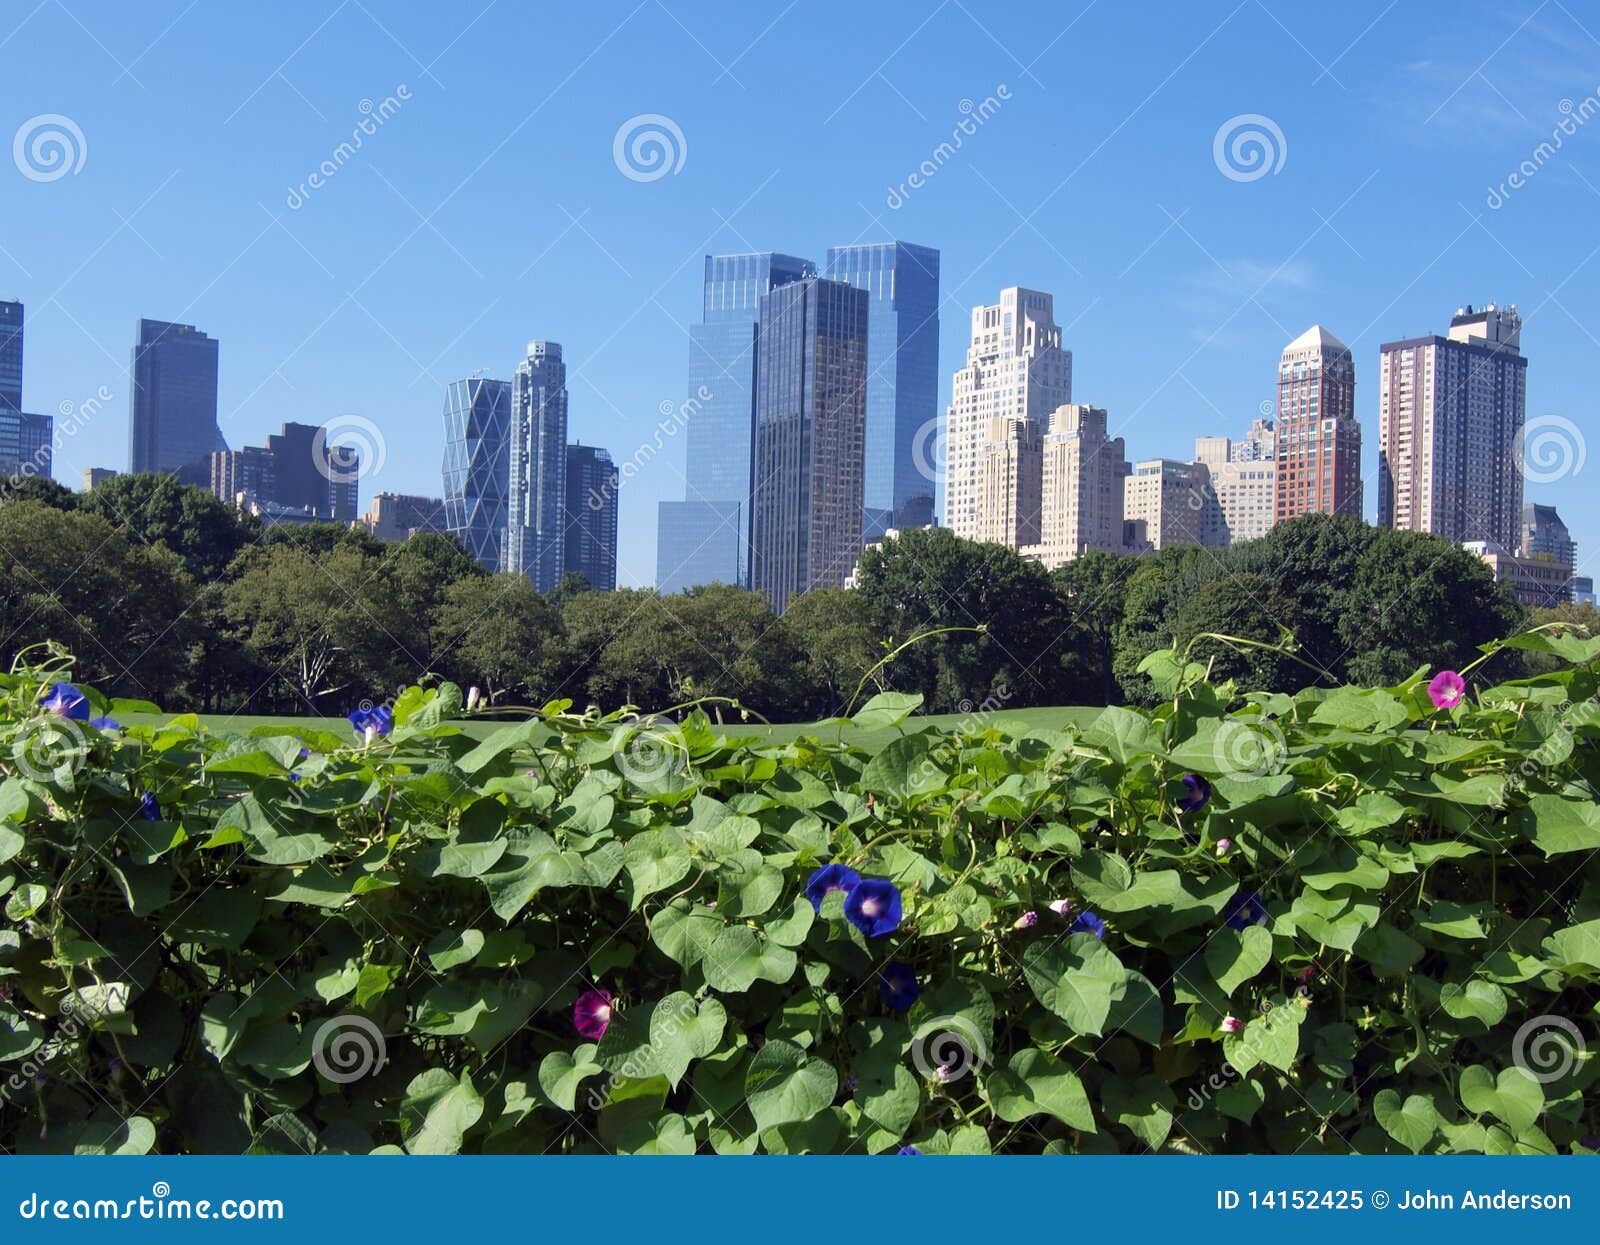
[4, 0, 1599, 585]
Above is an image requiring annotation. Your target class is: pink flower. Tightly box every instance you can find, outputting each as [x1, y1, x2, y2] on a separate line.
[1047, 898, 1071, 917]
[1220, 1015, 1244, 1034]
[1215, 838, 1232, 857]
[1427, 670, 1466, 710]
[1013, 910, 1039, 930]
[573, 988, 613, 1040]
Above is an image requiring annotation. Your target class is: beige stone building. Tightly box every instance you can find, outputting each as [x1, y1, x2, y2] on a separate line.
[1123, 458, 1211, 550]
[978, 417, 1041, 547]
[1194, 429, 1276, 545]
[1022, 405, 1127, 567]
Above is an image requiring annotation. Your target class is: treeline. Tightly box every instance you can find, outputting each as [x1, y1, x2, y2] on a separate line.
[0, 473, 1559, 720]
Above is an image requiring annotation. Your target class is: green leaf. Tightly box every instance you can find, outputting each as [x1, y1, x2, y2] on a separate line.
[702, 926, 796, 993]
[538, 1045, 604, 1111]
[1223, 999, 1303, 1073]
[744, 1039, 837, 1132]
[1101, 1073, 1174, 1149]
[850, 691, 924, 732]
[649, 992, 726, 1087]
[623, 828, 692, 908]
[859, 734, 947, 799]
[985, 1047, 1095, 1130]
[1205, 926, 1272, 997]
[1373, 1089, 1439, 1153]
[1021, 936, 1127, 1036]
[1521, 795, 1600, 856]
[1438, 980, 1507, 1029]
[401, 1068, 484, 1155]
[1459, 1064, 1543, 1134]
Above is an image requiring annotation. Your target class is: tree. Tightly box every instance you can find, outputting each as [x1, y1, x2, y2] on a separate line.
[1052, 551, 1139, 706]
[0, 476, 77, 510]
[856, 528, 1069, 712]
[77, 472, 257, 581]
[433, 574, 564, 704]
[782, 587, 882, 718]
[0, 501, 194, 699]
[384, 532, 484, 675]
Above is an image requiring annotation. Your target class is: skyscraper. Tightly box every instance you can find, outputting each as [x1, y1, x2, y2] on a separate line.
[208, 422, 359, 521]
[0, 411, 52, 480]
[824, 242, 940, 538]
[441, 375, 512, 572]
[945, 288, 1072, 541]
[1377, 303, 1527, 549]
[750, 276, 868, 614]
[656, 252, 813, 590]
[506, 341, 568, 591]
[1195, 430, 1277, 546]
[1522, 502, 1576, 569]
[1124, 459, 1212, 550]
[1273, 326, 1360, 523]
[1028, 404, 1127, 567]
[978, 417, 1042, 548]
[129, 319, 224, 479]
[1, 300, 22, 414]
[564, 443, 618, 592]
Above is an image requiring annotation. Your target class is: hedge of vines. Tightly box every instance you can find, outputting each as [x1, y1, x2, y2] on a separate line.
[0, 627, 1597, 1155]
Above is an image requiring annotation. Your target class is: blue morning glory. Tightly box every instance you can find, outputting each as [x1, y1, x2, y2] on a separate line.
[1069, 911, 1106, 940]
[878, 962, 919, 1011]
[1177, 774, 1211, 813]
[89, 716, 122, 731]
[844, 878, 902, 938]
[805, 863, 862, 912]
[39, 683, 89, 721]
[139, 792, 162, 822]
[896, 1145, 922, 1155]
[348, 704, 393, 740]
[1223, 890, 1268, 931]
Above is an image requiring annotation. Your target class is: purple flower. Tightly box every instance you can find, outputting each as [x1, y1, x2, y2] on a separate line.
[877, 962, 919, 1011]
[1224, 890, 1268, 931]
[139, 792, 162, 822]
[1177, 774, 1211, 813]
[1048, 898, 1071, 917]
[844, 878, 902, 938]
[1428, 670, 1466, 710]
[805, 863, 862, 912]
[1220, 1015, 1244, 1034]
[1013, 910, 1039, 930]
[39, 683, 89, 721]
[897, 1145, 923, 1155]
[89, 716, 122, 732]
[1214, 838, 1232, 857]
[573, 988, 613, 1041]
[1069, 911, 1106, 940]
[348, 704, 394, 741]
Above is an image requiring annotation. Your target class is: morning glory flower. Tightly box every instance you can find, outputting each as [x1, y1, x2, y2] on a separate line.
[1428, 670, 1466, 710]
[1048, 898, 1072, 917]
[1214, 838, 1232, 857]
[1013, 910, 1039, 930]
[844, 878, 902, 938]
[1223, 890, 1268, 931]
[1220, 1015, 1244, 1034]
[139, 792, 162, 822]
[1177, 774, 1211, 813]
[1069, 911, 1106, 940]
[897, 1146, 923, 1155]
[573, 988, 613, 1040]
[348, 704, 394, 743]
[39, 683, 89, 721]
[805, 863, 862, 912]
[89, 716, 122, 732]
[877, 962, 919, 1011]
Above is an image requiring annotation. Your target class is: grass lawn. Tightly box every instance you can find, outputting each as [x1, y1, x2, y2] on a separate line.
[122, 704, 1104, 752]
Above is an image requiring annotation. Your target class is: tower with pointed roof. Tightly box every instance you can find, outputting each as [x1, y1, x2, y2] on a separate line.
[1273, 324, 1361, 524]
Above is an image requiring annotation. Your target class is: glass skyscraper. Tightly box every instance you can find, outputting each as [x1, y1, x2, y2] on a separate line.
[564, 443, 618, 592]
[0, 412, 52, 479]
[824, 242, 940, 538]
[129, 319, 224, 480]
[507, 341, 568, 591]
[1, 300, 22, 414]
[750, 277, 869, 614]
[656, 252, 813, 590]
[441, 375, 512, 572]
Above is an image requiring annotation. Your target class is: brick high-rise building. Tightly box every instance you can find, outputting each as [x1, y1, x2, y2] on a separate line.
[1273, 325, 1360, 523]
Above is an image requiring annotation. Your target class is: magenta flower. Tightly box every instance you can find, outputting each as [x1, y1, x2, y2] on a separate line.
[1220, 1015, 1244, 1034]
[573, 988, 613, 1040]
[1428, 670, 1466, 710]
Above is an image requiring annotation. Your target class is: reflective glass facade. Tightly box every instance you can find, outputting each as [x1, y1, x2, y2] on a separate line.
[0, 411, 51, 478]
[128, 319, 223, 479]
[750, 277, 868, 614]
[507, 341, 568, 591]
[658, 252, 813, 589]
[0, 300, 22, 414]
[825, 242, 940, 538]
[441, 376, 512, 572]
[564, 444, 618, 591]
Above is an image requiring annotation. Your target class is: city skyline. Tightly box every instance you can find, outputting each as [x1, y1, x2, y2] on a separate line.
[5, 3, 1598, 591]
